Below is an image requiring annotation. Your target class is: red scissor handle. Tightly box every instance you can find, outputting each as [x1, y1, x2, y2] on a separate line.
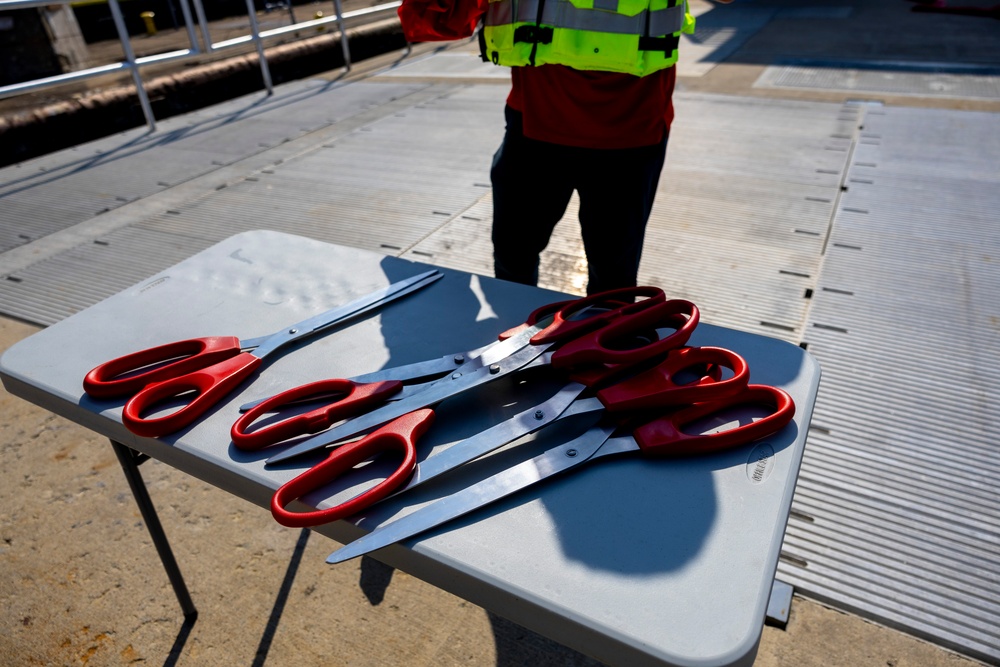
[231, 379, 403, 451]
[498, 296, 642, 342]
[270, 409, 434, 528]
[550, 298, 699, 369]
[83, 336, 243, 399]
[531, 286, 666, 346]
[633, 384, 795, 456]
[596, 346, 749, 411]
[497, 300, 575, 341]
[122, 351, 263, 437]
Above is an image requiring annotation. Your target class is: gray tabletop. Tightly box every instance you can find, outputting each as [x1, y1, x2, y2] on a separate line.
[0, 230, 820, 667]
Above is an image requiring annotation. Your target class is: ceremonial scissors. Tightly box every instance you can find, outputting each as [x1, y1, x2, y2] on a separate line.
[83, 270, 442, 437]
[233, 288, 694, 453]
[270, 409, 438, 528]
[266, 345, 750, 528]
[232, 296, 594, 418]
[324, 383, 795, 564]
[265, 286, 700, 465]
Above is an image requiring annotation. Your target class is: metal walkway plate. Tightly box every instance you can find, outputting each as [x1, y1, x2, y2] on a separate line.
[406, 92, 854, 340]
[0, 77, 426, 256]
[779, 103, 1000, 663]
[756, 64, 1000, 100]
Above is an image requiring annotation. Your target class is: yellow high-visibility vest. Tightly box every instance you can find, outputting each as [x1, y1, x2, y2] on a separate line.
[481, 0, 695, 77]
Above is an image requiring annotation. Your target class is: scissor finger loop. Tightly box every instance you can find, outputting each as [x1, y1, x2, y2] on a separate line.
[231, 378, 403, 451]
[551, 298, 700, 369]
[84, 270, 442, 438]
[532, 286, 666, 345]
[83, 336, 244, 399]
[122, 352, 263, 437]
[270, 409, 433, 528]
[497, 299, 575, 341]
[498, 292, 645, 342]
[596, 346, 749, 412]
[632, 384, 795, 456]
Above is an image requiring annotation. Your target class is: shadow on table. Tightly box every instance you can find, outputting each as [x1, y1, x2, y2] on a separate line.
[361, 257, 806, 575]
[233, 256, 801, 666]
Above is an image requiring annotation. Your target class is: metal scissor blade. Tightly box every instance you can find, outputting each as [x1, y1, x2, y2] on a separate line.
[247, 270, 442, 357]
[309, 270, 444, 335]
[325, 423, 619, 564]
[245, 344, 578, 413]
[398, 389, 603, 495]
[348, 311, 553, 386]
[265, 341, 551, 465]
[348, 348, 487, 385]
[241, 339, 507, 411]
[255, 318, 548, 414]
[353, 342, 555, 388]
[238, 380, 436, 413]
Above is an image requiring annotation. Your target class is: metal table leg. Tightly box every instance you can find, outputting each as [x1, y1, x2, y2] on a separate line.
[110, 440, 198, 621]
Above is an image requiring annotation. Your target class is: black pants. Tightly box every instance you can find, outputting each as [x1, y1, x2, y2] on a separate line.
[490, 106, 668, 295]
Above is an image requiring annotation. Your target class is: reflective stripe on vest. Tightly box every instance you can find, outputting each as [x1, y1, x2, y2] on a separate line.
[486, 0, 686, 37]
[482, 0, 693, 76]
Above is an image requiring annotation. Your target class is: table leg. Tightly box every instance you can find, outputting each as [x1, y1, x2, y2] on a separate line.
[110, 440, 198, 621]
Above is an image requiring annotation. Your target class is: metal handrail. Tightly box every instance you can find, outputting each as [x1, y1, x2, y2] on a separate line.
[0, 0, 403, 130]
[107, 0, 157, 128]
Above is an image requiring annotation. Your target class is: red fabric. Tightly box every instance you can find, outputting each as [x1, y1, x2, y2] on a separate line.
[397, 0, 485, 41]
[508, 65, 675, 149]
[398, 0, 676, 149]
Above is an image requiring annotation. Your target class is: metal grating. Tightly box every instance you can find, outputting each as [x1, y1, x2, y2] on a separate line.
[638, 95, 854, 339]
[0, 226, 211, 324]
[133, 86, 505, 257]
[756, 64, 1000, 100]
[0, 82, 504, 324]
[407, 93, 855, 341]
[0, 78, 430, 256]
[377, 50, 510, 81]
[778, 103, 1000, 665]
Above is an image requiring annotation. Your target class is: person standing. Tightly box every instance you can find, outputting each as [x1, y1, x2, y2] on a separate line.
[399, 0, 695, 294]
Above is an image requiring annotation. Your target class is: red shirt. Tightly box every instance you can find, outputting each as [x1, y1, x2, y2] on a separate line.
[508, 65, 675, 149]
[398, 0, 676, 149]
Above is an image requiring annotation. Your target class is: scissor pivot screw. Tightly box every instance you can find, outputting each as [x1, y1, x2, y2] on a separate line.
[288, 328, 298, 334]
[489, 364, 501, 375]
[566, 449, 578, 458]
[454, 354, 465, 364]
[534, 410, 544, 420]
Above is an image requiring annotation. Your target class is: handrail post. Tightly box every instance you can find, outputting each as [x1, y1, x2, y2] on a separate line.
[190, 0, 214, 52]
[176, 0, 202, 54]
[331, 0, 351, 71]
[107, 0, 157, 131]
[0, 0, 404, 108]
[243, 0, 274, 95]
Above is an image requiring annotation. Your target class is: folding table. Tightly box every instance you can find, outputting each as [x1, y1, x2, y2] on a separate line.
[0, 231, 820, 667]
